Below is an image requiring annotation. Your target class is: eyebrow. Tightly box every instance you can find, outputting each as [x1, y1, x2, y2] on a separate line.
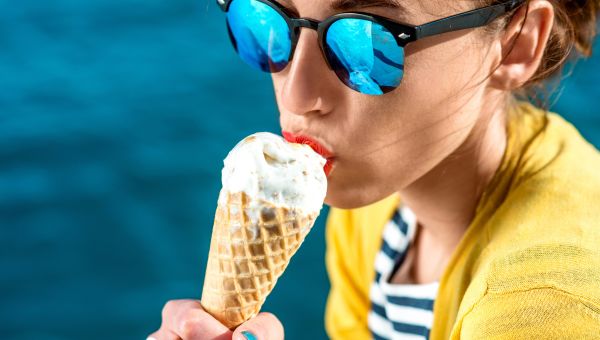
[278, 0, 410, 15]
[329, 0, 410, 12]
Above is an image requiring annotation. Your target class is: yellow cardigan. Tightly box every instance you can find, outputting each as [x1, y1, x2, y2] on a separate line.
[324, 101, 600, 339]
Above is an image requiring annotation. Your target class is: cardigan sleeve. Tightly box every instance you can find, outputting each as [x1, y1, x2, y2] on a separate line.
[458, 287, 600, 339]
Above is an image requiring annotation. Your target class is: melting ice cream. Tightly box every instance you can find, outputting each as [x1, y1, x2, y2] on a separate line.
[219, 132, 327, 218]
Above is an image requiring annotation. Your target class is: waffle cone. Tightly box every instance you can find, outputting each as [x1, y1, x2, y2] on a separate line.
[200, 191, 318, 329]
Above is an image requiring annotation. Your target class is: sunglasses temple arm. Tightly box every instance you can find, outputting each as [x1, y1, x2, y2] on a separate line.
[413, 0, 525, 41]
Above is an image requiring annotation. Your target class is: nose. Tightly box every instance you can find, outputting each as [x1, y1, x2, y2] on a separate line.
[278, 27, 340, 116]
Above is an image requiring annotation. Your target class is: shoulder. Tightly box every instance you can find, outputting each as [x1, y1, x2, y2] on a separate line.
[455, 287, 600, 339]
[508, 102, 600, 192]
[483, 102, 600, 254]
[460, 103, 600, 328]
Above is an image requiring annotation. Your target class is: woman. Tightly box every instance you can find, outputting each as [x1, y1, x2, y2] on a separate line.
[149, 0, 600, 339]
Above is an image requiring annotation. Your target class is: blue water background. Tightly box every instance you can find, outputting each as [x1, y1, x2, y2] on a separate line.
[1, 1, 599, 339]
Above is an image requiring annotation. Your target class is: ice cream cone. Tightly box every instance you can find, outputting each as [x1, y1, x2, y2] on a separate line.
[200, 191, 319, 329]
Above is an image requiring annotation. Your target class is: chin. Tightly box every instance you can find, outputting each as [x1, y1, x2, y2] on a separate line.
[323, 181, 391, 210]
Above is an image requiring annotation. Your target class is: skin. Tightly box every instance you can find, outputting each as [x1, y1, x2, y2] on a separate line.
[150, 0, 555, 338]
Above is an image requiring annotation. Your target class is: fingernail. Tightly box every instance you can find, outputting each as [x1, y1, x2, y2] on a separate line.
[241, 330, 258, 340]
[146, 338, 157, 340]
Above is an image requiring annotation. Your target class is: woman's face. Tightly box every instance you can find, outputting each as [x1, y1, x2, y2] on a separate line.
[272, 0, 504, 209]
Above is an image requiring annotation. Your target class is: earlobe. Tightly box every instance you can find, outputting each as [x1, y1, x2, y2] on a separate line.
[489, 0, 555, 91]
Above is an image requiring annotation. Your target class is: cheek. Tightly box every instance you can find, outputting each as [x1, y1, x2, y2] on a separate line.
[326, 48, 486, 207]
[326, 100, 478, 208]
[273, 34, 487, 208]
[402, 31, 486, 106]
[271, 74, 284, 99]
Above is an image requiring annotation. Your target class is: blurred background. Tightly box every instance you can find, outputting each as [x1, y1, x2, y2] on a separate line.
[0, 0, 598, 339]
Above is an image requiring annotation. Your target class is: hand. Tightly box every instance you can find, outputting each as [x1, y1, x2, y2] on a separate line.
[147, 299, 284, 340]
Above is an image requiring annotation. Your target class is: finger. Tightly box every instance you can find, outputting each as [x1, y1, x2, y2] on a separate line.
[162, 299, 232, 340]
[232, 312, 284, 340]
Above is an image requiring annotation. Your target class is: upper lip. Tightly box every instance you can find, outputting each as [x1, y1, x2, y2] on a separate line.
[282, 131, 334, 159]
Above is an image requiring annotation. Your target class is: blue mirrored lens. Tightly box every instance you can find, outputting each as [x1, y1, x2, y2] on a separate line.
[226, 0, 292, 73]
[325, 19, 405, 95]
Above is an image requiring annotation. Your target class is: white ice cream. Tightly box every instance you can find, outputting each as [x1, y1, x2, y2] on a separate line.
[219, 132, 327, 218]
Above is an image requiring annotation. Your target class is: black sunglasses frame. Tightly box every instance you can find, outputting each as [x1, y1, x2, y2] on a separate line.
[217, 0, 525, 92]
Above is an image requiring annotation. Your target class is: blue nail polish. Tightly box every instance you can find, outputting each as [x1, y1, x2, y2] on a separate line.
[242, 330, 258, 340]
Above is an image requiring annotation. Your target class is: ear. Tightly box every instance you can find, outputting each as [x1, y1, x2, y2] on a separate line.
[489, 0, 555, 90]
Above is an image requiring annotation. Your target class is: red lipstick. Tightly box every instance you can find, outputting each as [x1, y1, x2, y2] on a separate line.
[282, 131, 335, 176]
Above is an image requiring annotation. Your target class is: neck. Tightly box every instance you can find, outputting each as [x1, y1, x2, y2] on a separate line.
[398, 101, 508, 255]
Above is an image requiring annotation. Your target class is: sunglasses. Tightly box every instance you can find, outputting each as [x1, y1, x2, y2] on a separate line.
[217, 0, 525, 95]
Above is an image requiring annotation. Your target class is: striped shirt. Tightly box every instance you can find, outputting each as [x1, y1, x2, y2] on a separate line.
[368, 204, 439, 340]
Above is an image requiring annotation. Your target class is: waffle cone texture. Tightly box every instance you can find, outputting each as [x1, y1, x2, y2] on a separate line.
[200, 191, 318, 329]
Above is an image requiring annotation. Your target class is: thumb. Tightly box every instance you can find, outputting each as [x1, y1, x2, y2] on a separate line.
[232, 312, 284, 340]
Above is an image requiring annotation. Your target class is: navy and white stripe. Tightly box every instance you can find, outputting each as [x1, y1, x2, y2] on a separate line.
[368, 205, 439, 340]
